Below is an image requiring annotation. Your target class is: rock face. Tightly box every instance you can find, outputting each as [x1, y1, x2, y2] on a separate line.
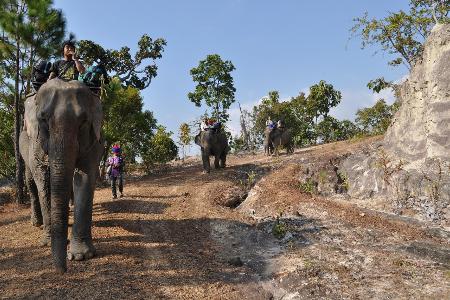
[342, 24, 450, 224]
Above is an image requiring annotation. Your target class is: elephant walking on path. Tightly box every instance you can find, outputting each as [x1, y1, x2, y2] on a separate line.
[264, 126, 294, 156]
[20, 79, 103, 273]
[195, 130, 229, 173]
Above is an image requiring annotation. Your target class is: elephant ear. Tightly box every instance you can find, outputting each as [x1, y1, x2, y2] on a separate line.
[78, 97, 103, 154]
[34, 84, 57, 154]
[194, 133, 201, 146]
[91, 100, 102, 142]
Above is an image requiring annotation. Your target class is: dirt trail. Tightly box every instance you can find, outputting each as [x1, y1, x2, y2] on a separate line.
[0, 138, 449, 299]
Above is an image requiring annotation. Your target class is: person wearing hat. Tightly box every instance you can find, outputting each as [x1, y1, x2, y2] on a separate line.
[107, 144, 124, 199]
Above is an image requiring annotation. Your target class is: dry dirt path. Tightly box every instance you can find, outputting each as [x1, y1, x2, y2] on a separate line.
[0, 139, 449, 299]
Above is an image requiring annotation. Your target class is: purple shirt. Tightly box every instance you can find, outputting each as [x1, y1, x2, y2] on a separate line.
[108, 156, 121, 178]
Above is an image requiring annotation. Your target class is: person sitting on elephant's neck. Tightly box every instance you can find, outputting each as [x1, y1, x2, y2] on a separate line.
[212, 121, 221, 133]
[200, 118, 209, 131]
[48, 39, 86, 81]
[266, 117, 276, 130]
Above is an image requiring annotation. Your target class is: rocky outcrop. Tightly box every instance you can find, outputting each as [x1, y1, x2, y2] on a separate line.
[341, 24, 450, 224]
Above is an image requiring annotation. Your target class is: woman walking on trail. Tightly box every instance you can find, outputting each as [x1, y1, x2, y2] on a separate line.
[107, 145, 124, 199]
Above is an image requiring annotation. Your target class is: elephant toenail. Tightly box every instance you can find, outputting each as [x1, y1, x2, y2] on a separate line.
[68, 252, 74, 261]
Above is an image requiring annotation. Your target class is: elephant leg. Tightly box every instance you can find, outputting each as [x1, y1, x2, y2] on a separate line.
[219, 152, 226, 168]
[27, 167, 42, 227]
[214, 154, 220, 169]
[201, 149, 210, 173]
[34, 165, 51, 246]
[69, 168, 96, 261]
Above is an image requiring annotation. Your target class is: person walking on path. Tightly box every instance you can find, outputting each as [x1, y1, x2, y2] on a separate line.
[107, 145, 124, 199]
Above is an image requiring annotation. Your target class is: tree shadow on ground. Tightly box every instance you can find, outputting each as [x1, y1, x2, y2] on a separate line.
[0, 214, 28, 227]
[95, 199, 170, 215]
[0, 213, 322, 299]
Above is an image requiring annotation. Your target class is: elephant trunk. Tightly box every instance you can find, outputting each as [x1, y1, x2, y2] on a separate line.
[49, 134, 76, 273]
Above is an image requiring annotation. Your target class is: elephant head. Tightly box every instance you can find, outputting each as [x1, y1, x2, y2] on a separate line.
[34, 79, 103, 272]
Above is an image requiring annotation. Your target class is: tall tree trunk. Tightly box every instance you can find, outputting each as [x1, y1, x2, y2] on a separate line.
[14, 38, 25, 204]
[238, 103, 249, 150]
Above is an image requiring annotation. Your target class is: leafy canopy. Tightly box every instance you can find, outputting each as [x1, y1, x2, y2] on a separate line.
[77, 35, 166, 89]
[188, 54, 236, 123]
[351, 0, 449, 69]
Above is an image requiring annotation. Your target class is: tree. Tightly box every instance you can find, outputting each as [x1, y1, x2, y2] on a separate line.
[351, 0, 449, 69]
[0, 93, 15, 179]
[77, 35, 166, 170]
[355, 99, 399, 135]
[178, 123, 191, 160]
[0, 0, 66, 203]
[338, 120, 360, 140]
[315, 116, 342, 143]
[252, 90, 316, 147]
[188, 54, 236, 123]
[307, 80, 342, 123]
[141, 126, 178, 172]
[101, 77, 157, 171]
[77, 35, 166, 90]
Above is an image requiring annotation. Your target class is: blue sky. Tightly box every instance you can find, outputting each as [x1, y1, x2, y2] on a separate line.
[53, 0, 409, 146]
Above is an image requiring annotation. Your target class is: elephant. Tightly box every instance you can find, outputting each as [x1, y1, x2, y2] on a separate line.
[195, 129, 229, 173]
[19, 79, 103, 273]
[263, 127, 274, 156]
[265, 127, 293, 156]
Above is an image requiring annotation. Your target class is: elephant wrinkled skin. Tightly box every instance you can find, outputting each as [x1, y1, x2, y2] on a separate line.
[19, 79, 103, 273]
[195, 130, 229, 173]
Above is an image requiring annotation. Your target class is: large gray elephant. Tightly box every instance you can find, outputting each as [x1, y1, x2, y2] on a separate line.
[265, 127, 293, 156]
[19, 79, 103, 273]
[195, 130, 229, 173]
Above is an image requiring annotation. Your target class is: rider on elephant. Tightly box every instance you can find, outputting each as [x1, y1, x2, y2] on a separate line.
[266, 117, 276, 130]
[48, 39, 86, 81]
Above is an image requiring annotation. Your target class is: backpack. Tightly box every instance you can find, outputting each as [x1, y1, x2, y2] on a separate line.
[78, 64, 108, 88]
[32, 60, 52, 91]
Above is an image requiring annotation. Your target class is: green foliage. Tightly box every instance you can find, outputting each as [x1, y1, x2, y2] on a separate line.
[102, 77, 157, 161]
[230, 135, 246, 153]
[0, 101, 15, 179]
[141, 126, 178, 171]
[188, 54, 236, 123]
[351, 1, 449, 69]
[299, 178, 317, 195]
[272, 218, 287, 239]
[77, 35, 166, 90]
[367, 77, 393, 93]
[178, 122, 191, 159]
[252, 81, 342, 148]
[337, 171, 349, 192]
[0, 0, 65, 193]
[355, 99, 399, 135]
[307, 80, 342, 121]
[316, 117, 360, 143]
[339, 120, 360, 140]
[239, 170, 257, 189]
